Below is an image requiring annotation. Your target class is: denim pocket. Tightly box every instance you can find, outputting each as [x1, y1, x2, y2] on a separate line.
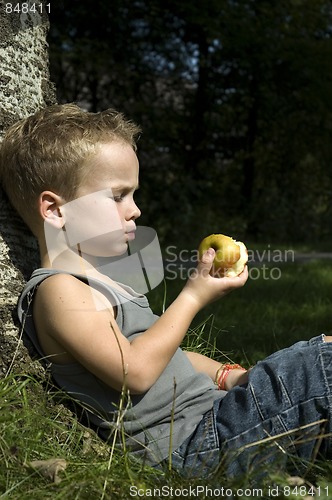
[171, 406, 221, 477]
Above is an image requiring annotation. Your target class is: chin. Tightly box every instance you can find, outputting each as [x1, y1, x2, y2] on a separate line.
[110, 242, 129, 257]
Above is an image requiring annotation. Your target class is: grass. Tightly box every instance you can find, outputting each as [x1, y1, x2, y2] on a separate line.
[153, 258, 332, 364]
[1, 258, 332, 498]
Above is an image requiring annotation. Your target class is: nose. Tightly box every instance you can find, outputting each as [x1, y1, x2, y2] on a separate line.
[128, 201, 141, 221]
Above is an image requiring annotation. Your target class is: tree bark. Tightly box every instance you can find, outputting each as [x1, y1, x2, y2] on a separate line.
[0, 0, 56, 376]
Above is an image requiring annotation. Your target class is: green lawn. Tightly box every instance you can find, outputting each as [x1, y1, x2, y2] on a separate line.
[149, 258, 332, 364]
[1, 259, 332, 498]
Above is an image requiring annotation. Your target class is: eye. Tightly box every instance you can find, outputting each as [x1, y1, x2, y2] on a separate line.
[113, 194, 124, 202]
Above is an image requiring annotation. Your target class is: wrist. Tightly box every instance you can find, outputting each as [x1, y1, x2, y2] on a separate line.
[215, 364, 247, 391]
[179, 287, 205, 314]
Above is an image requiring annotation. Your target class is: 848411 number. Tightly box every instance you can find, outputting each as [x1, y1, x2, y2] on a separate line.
[5, 3, 50, 14]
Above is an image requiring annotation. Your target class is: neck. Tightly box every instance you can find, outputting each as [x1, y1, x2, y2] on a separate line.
[41, 245, 97, 274]
[39, 231, 99, 275]
[37, 229, 132, 293]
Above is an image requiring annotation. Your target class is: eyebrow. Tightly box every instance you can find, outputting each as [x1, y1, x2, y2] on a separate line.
[111, 183, 140, 192]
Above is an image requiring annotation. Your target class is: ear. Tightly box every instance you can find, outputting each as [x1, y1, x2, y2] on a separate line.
[39, 191, 65, 229]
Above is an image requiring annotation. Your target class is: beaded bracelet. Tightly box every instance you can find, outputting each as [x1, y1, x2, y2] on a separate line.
[216, 364, 246, 391]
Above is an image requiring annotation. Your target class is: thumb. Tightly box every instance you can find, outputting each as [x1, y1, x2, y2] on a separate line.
[199, 247, 215, 270]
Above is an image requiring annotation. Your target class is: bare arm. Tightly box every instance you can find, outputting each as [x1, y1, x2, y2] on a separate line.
[184, 351, 221, 380]
[185, 351, 249, 390]
[34, 249, 248, 394]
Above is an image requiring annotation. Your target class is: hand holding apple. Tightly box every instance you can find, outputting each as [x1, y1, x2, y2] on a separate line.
[182, 236, 248, 310]
[198, 234, 248, 277]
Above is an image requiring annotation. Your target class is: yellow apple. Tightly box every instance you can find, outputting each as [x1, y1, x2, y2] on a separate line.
[198, 234, 248, 277]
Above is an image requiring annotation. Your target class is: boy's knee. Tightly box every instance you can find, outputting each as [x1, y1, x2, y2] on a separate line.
[324, 335, 332, 343]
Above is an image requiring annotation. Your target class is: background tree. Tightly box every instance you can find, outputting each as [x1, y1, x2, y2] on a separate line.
[48, 0, 332, 246]
[0, 0, 55, 374]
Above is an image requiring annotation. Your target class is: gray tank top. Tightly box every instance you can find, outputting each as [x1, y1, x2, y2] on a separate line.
[18, 268, 223, 465]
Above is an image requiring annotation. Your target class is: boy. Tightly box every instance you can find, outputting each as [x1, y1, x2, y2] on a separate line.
[0, 104, 331, 478]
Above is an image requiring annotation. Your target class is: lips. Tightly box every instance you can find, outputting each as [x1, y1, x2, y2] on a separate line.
[125, 226, 136, 241]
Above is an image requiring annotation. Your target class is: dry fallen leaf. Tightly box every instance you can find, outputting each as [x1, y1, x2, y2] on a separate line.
[287, 476, 305, 486]
[82, 430, 93, 455]
[287, 476, 316, 500]
[26, 458, 67, 484]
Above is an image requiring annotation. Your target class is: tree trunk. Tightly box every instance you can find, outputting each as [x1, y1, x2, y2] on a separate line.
[0, 0, 56, 376]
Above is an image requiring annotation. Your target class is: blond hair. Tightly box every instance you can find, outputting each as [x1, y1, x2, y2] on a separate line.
[0, 103, 141, 230]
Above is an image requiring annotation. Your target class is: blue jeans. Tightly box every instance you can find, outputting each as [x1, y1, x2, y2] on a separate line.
[171, 335, 332, 478]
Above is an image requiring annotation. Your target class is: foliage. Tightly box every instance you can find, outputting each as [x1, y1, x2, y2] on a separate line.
[48, 0, 332, 246]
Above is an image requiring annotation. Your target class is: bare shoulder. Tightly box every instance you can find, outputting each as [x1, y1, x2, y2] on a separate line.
[34, 272, 114, 316]
[32, 273, 121, 368]
[36, 273, 91, 302]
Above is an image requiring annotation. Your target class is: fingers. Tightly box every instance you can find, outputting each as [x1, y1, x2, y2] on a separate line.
[185, 254, 247, 308]
[224, 265, 249, 287]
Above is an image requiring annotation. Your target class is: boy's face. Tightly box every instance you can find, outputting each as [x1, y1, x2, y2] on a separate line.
[60, 141, 141, 258]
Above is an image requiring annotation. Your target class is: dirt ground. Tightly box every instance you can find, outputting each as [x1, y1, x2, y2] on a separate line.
[0, 326, 45, 379]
